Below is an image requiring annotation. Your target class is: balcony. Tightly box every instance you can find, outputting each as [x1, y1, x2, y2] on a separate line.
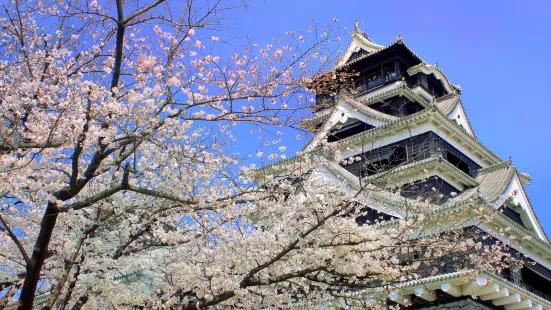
[407, 73, 448, 98]
[341, 132, 481, 178]
[315, 70, 399, 107]
[315, 57, 410, 108]
[366, 77, 383, 89]
[501, 267, 551, 301]
[354, 71, 398, 95]
[340, 132, 481, 202]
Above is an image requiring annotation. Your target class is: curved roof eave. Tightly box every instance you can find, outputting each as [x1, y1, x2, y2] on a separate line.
[407, 62, 460, 94]
[335, 33, 425, 70]
[336, 22, 384, 67]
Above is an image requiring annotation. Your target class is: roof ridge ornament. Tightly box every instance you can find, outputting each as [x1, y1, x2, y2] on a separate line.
[519, 172, 531, 185]
[453, 84, 463, 94]
[396, 34, 403, 42]
[353, 20, 375, 43]
[506, 156, 513, 166]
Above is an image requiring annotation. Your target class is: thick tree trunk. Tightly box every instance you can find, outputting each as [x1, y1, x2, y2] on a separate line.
[18, 202, 60, 310]
[69, 296, 88, 310]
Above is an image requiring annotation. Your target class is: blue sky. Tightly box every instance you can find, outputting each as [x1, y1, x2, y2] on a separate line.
[219, 1, 551, 232]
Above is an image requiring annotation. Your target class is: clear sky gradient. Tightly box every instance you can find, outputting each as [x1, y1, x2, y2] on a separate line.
[223, 1, 551, 233]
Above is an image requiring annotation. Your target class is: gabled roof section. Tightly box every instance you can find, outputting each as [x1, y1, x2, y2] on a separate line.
[435, 93, 461, 115]
[448, 100, 475, 137]
[475, 159, 518, 202]
[340, 34, 425, 69]
[302, 95, 397, 152]
[435, 94, 477, 138]
[337, 22, 384, 67]
[447, 159, 548, 243]
[407, 62, 461, 95]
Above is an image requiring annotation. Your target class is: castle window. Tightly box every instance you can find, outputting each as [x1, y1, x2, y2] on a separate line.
[383, 64, 396, 82]
[407, 73, 420, 87]
[446, 151, 470, 175]
[366, 72, 382, 89]
[521, 266, 551, 299]
[328, 121, 374, 142]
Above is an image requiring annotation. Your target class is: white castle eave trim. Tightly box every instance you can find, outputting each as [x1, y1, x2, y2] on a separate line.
[429, 211, 551, 269]
[479, 221, 551, 270]
[432, 199, 551, 265]
[410, 85, 434, 102]
[492, 174, 548, 242]
[394, 272, 551, 309]
[335, 271, 550, 309]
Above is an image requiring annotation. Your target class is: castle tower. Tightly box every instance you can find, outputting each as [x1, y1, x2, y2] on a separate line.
[266, 23, 551, 309]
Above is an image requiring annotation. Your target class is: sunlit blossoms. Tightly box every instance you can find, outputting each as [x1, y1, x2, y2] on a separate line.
[0, 0, 510, 309]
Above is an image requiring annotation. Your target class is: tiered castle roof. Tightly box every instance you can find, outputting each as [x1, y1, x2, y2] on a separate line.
[261, 24, 551, 309]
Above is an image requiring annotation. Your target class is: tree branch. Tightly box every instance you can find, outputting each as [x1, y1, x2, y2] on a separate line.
[0, 214, 30, 265]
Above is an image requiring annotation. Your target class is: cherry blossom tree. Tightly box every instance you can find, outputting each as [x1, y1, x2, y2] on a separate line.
[0, 0, 511, 309]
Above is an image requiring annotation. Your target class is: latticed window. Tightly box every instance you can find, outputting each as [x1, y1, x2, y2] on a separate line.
[341, 131, 481, 180]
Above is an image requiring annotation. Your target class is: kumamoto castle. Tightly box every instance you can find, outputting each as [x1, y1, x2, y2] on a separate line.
[13, 23, 550, 310]
[265, 23, 551, 309]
